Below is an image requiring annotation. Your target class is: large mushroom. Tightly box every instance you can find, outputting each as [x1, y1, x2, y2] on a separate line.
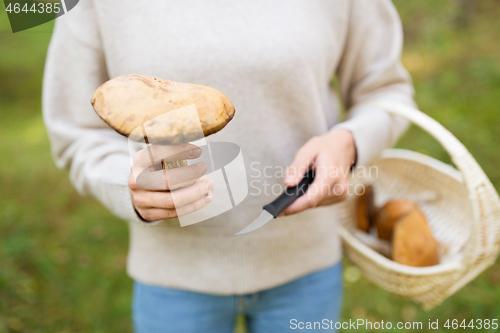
[392, 209, 440, 267]
[91, 74, 235, 187]
[375, 200, 418, 241]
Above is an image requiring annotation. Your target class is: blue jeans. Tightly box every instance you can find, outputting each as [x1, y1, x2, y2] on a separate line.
[132, 262, 343, 333]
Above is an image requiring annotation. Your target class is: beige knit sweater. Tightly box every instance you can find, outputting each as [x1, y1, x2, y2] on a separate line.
[43, 0, 415, 294]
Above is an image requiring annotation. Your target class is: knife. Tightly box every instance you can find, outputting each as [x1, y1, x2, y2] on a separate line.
[235, 169, 316, 235]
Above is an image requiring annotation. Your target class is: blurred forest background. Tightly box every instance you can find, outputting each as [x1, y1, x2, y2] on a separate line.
[1, 0, 499, 332]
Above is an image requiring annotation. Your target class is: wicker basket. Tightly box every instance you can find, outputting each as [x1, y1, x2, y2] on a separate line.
[338, 100, 500, 310]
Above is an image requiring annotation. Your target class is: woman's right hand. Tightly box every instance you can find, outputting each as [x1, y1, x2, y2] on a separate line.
[128, 143, 213, 222]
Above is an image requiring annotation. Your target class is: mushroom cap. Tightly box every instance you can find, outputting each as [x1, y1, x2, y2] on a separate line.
[392, 209, 439, 267]
[375, 200, 419, 241]
[91, 74, 235, 144]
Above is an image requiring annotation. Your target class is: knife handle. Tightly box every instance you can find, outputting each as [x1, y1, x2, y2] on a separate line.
[263, 169, 316, 218]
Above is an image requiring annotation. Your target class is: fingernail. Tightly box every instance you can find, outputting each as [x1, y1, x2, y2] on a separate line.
[205, 178, 214, 190]
[187, 146, 201, 157]
[285, 175, 294, 185]
[205, 193, 213, 203]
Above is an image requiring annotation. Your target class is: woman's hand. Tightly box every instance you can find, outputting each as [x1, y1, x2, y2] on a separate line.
[128, 143, 213, 222]
[283, 129, 356, 215]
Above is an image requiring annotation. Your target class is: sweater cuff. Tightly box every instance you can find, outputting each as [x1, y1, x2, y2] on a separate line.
[89, 154, 161, 226]
[331, 105, 401, 167]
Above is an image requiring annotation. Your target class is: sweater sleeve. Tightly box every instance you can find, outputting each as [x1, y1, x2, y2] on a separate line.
[332, 0, 416, 167]
[42, 1, 145, 224]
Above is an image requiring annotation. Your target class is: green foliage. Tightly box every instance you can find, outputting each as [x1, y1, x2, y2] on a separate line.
[0, 0, 499, 332]
[0, 9, 132, 333]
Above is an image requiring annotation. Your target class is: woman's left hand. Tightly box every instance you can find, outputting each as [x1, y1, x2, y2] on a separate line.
[283, 129, 357, 215]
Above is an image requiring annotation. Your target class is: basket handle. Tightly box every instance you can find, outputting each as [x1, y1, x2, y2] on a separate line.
[367, 100, 500, 260]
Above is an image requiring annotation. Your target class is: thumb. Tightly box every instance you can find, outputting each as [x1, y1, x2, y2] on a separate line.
[285, 147, 317, 187]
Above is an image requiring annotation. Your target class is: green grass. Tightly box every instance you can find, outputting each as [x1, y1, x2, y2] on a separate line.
[1, 0, 500, 332]
[0, 10, 131, 333]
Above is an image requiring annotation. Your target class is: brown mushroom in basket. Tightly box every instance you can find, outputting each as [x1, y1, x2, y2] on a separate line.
[91, 74, 235, 188]
[392, 209, 440, 267]
[355, 184, 376, 232]
[375, 200, 418, 241]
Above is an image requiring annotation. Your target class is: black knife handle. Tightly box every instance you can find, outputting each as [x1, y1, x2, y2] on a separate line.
[263, 169, 316, 218]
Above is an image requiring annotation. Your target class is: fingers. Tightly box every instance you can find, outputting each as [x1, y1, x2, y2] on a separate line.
[136, 208, 177, 221]
[284, 137, 319, 187]
[284, 154, 347, 215]
[171, 178, 214, 208]
[135, 178, 214, 209]
[284, 177, 347, 215]
[132, 143, 202, 176]
[175, 193, 213, 217]
[130, 175, 215, 222]
[137, 143, 202, 165]
[137, 193, 213, 221]
[135, 161, 208, 190]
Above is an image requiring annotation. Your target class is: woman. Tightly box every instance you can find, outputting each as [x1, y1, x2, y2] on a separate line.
[43, 0, 415, 332]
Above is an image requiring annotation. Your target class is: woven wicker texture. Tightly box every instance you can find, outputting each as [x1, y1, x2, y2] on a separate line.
[338, 101, 500, 309]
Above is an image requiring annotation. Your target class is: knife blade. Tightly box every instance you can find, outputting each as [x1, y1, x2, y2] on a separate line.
[235, 169, 315, 235]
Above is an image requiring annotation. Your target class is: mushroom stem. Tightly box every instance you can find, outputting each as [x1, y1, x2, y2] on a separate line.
[161, 159, 198, 190]
[162, 159, 188, 169]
